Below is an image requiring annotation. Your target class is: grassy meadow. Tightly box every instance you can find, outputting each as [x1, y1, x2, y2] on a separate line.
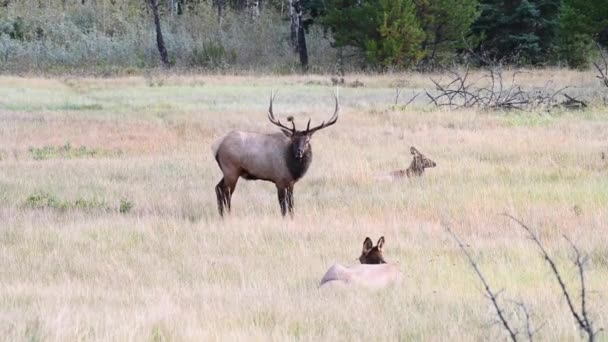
[0, 71, 607, 341]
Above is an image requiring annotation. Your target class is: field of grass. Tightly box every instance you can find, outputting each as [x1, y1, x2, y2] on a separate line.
[0, 71, 607, 341]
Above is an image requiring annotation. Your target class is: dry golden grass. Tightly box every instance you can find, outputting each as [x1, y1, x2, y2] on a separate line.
[0, 72, 607, 341]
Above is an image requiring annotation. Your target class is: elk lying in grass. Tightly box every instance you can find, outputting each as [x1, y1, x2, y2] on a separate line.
[319, 236, 401, 289]
[212, 92, 339, 217]
[378, 146, 436, 180]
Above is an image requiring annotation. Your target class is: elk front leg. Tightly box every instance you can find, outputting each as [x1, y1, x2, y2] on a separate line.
[286, 185, 294, 216]
[277, 186, 288, 217]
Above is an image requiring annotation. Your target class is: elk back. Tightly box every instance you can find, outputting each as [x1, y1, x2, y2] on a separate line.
[319, 263, 401, 289]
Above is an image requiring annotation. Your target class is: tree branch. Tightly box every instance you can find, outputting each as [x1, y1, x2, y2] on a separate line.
[443, 223, 518, 342]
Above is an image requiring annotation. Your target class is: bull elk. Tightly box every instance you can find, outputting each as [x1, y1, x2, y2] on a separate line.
[212, 92, 339, 217]
[319, 236, 401, 289]
[379, 146, 436, 180]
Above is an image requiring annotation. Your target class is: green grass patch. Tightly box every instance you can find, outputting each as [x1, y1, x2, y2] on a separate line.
[24, 192, 108, 212]
[56, 103, 104, 111]
[119, 198, 134, 214]
[24, 192, 136, 214]
[28, 143, 122, 160]
[500, 112, 557, 127]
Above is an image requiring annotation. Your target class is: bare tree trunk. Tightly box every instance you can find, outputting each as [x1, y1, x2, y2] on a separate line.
[296, 0, 308, 72]
[168, 0, 173, 14]
[337, 47, 344, 76]
[148, 0, 170, 67]
[251, 0, 260, 18]
[289, 0, 297, 51]
[216, 0, 224, 25]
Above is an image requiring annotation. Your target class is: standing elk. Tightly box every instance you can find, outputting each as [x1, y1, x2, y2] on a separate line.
[319, 236, 401, 289]
[212, 92, 339, 217]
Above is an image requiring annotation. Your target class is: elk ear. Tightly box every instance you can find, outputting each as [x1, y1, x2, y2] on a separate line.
[280, 129, 293, 137]
[410, 146, 419, 155]
[377, 236, 385, 251]
[362, 237, 373, 254]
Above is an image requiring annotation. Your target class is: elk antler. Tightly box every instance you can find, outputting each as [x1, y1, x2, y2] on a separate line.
[268, 91, 296, 133]
[306, 92, 340, 134]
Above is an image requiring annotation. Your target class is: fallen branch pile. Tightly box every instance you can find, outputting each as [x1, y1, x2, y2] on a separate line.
[426, 65, 587, 111]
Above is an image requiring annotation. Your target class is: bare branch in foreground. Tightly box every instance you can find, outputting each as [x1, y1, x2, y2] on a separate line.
[509, 299, 543, 342]
[502, 214, 601, 342]
[443, 223, 518, 342]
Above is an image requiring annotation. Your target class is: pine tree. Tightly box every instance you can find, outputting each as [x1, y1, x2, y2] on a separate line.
[322, 0, 424, 68]
[558, 0, 608, 68]
[472, 0, 560, 65]
[414, 0, 479, 67]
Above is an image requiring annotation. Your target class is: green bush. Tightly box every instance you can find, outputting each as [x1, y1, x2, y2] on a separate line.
[28, 143, 120, 160]
[190, 41, 237, 69]
[119, 198, 134, 214]
[24, 192, 109, 212]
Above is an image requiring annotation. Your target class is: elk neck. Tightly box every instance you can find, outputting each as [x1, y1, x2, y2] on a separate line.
[285, 144, 312, 181]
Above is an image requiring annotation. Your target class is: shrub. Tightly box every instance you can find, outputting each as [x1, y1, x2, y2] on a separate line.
[190, 41, 237, 69]
[119, 198, 134, 214]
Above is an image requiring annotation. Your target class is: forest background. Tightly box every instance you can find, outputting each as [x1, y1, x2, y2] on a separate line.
[1, 0, 607, 74]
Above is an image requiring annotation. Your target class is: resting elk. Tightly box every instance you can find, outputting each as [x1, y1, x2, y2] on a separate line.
[378, 146, 436, 180]
[319, 236, 401, 289]
[212, 92, 339, 217]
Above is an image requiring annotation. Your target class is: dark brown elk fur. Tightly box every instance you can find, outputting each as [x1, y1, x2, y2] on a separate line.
[359, 236, 386, 264]
[389, 146, 436, 179]
[212, 93, 339, 217]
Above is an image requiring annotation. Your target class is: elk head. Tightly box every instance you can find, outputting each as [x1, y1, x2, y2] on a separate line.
[359, 236, 386, 264]
[267, 92, 339, 160]
[407, 146, 436, 177]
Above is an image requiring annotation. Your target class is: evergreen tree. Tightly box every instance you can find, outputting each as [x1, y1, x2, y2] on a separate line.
[558, 0, 608, 68]
[322, 0, 424, 68]
[471, 0, 560, 64]
[414, 0, 479, 67]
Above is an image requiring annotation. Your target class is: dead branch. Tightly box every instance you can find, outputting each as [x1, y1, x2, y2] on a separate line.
[509, 299, 543, 342]
[594, 43, 608, 89]
[502, 214, 601, 342]
[443, 223, 518, 342]
[402, 92, 420, 107]
[561, 94, 588, 109]
[563, 235, 598, 341]
[426, 65, 578, 111]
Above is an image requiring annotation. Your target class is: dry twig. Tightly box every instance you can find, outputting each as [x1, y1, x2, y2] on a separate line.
[502, 214, 601, 342]
[426, 64, 584, 111]
[443, 223, 518, 342]
[594, 43, 608, 89]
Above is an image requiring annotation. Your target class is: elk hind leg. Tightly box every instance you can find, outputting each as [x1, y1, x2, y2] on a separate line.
[215, 178, 228, 216]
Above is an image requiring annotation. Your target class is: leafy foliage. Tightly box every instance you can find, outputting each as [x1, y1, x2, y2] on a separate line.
[558, 0, 608, 68]
[471, 0, 560, 65]
[322, 0, 424, 68]
[414, 0, 479, 66]
[0, 0, 607, 70]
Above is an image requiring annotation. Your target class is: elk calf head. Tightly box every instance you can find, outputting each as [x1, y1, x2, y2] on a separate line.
[406, 146, 436, 177]
[359, 236, 386, 264]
